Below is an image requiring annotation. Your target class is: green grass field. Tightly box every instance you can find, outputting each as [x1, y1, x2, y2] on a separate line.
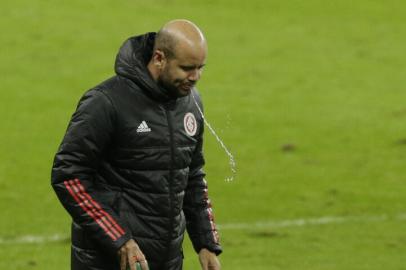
[1, 0, 406, 269]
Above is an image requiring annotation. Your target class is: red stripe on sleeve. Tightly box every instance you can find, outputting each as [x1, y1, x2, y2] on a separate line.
[74, 179, 126, 235]
[64, 180, 118, 241]
[68, 180, 123, 239]
[203, 179, 220, 244]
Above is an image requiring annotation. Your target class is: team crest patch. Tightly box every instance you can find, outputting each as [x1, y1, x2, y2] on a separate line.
[184, 112, 197, 136]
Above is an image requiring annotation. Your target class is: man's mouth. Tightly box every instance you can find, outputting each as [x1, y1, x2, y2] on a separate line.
[181, 83, 194, 91]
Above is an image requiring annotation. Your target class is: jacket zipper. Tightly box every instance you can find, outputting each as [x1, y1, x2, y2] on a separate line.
[164, 104, 176, 259]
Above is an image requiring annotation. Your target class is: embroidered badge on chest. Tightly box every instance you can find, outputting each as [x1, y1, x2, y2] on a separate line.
[184, 112, 197, 136]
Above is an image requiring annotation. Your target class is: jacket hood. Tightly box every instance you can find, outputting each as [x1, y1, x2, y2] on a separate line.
[114, 33, 174, 102]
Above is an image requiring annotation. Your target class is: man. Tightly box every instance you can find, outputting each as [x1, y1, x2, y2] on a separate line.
[51, 20, 222, 270]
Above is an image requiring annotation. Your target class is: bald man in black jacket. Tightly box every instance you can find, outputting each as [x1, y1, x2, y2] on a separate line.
[51, 20, 222, 270]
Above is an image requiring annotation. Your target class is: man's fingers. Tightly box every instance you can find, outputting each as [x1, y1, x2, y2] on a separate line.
[120, 250, 127, 270]
[139, 259, 149, 270]
[209, 260, 220, 270]
[199, 249, 220, 270]
[208, 257, 221, 270]
[119, 239, 147, 270]
[128, 251, 146, 270]
[127, 254, 137, 270]
[200, 259, 209, 270]
[131, 251, 147, 269]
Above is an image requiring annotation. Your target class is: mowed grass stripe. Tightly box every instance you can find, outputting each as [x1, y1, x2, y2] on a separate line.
[2, 212, 405, 245]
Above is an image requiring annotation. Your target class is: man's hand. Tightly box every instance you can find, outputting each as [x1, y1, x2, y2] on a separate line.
[198, 248, 221, 270]
[118, 239, 149, 270]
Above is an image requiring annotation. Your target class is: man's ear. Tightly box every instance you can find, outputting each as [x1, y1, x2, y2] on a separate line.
[153, 50, 166, 70]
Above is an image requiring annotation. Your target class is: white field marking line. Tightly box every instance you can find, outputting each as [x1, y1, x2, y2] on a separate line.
[1, 213, 405, 244]
[217, 213, 406, 230]
[0, 233, 69, 245]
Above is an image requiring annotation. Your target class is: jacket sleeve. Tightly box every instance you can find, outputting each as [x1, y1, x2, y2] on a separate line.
[183, 100, 223, 256]
[51, 89, 131, 255]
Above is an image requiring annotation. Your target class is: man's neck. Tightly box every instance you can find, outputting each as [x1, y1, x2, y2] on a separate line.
[147, 60, 159, 82]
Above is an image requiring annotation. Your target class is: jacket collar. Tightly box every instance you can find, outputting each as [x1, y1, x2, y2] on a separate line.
[114, 33, 176, 102]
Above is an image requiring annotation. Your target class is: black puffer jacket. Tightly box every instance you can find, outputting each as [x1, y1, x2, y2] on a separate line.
[51, 33, 222, 269]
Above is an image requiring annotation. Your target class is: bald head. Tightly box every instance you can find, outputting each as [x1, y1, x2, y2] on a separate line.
[148, 20, 208, 97]
[154, 19, 207, 59]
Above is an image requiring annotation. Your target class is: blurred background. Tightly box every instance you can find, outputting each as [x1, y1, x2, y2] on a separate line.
[1, 0, 405, 269]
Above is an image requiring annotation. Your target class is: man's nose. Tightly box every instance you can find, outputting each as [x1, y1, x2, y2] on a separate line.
[188, 69, 201, 82]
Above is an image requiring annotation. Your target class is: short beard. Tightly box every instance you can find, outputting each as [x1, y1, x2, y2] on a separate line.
[157, 77, 188, 98]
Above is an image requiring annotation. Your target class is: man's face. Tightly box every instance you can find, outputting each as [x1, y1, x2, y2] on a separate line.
[157, 44, 207, 97]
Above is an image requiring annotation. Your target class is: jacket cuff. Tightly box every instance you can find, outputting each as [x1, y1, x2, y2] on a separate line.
[202, 244, 223, 256]
[191, 236, 223, 256]
[105, 232, 132, 256]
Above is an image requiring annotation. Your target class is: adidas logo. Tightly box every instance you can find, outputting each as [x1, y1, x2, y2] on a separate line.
[136, 121, 151, 133]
